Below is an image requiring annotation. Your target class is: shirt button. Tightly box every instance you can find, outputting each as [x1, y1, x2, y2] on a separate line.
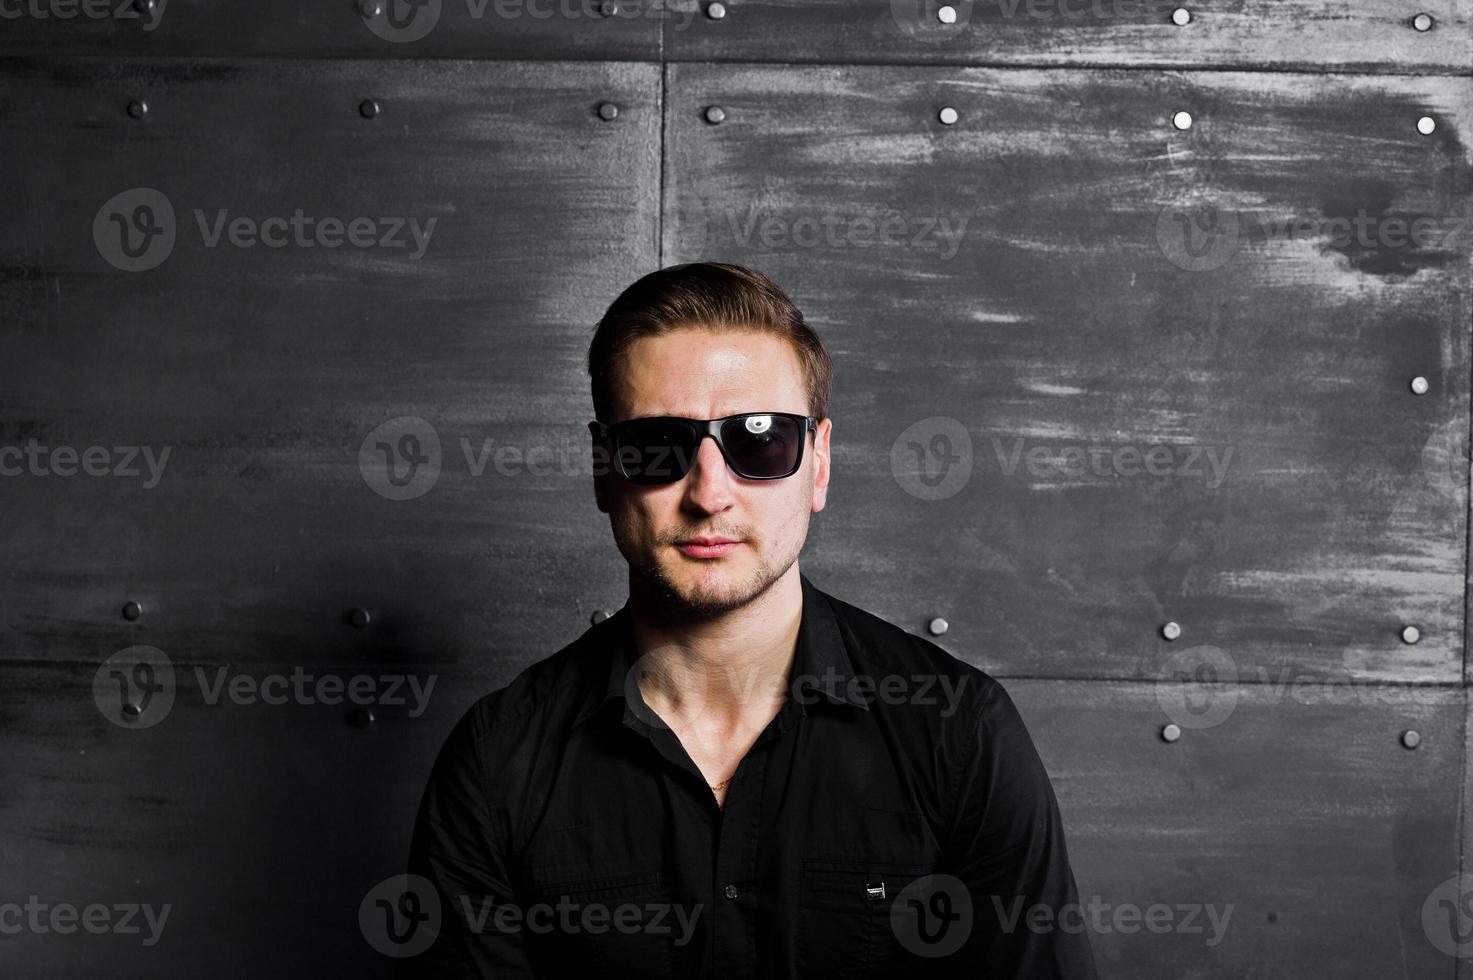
[724, 884, 738, 900]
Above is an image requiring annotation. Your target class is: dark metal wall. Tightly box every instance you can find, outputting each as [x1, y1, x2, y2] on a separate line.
[1, 2, 1469, 977]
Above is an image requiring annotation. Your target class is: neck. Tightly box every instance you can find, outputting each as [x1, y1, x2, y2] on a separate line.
[627, 564, 803, 729]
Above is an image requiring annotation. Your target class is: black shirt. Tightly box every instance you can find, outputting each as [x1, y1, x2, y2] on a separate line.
[397, 571, 1098, 979]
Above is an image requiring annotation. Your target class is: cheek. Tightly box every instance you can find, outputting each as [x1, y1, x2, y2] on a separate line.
[609, 492, 670, 545]
[759, 489, 811, 540]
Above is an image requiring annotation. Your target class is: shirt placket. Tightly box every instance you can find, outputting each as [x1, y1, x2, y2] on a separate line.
[707, 697, 796, 979]
[626, 691, 799, 979]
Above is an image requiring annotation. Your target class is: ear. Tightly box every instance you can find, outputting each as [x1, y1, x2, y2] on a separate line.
[810, 417, 831, 513]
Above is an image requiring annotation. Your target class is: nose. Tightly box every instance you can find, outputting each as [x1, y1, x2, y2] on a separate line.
[682, 432, 733, 512]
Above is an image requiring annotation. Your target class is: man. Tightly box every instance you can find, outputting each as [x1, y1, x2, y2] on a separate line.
[398, 262, 1098, 978]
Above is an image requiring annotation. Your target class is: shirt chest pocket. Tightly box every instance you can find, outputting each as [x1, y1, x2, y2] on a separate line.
[521, 868, 685, 979]
[795, 860, 933, 979]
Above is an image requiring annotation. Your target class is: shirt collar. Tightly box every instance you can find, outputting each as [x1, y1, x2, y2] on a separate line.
[573, 570, 871, 728]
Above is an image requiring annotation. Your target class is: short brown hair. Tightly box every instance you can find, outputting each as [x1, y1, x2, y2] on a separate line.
[587, 262, 832, 424]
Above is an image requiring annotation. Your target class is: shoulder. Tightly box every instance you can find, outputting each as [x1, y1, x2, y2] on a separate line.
[814, 584, 1051, 841]
[818, 584, 1009, 725]
[435, 619, 610, 766]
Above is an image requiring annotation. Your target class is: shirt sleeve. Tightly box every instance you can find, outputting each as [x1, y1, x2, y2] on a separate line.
[938, 677, 1100, 979]
[395, 695, 539, 980]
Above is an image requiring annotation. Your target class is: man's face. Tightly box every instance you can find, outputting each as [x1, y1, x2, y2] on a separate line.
[593, 327, 831, 616]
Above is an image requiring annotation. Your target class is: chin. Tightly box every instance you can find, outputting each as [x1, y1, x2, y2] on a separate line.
[662, 555, 767, 614]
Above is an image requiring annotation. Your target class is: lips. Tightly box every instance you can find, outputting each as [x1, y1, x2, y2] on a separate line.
[675, 537, 742, 558]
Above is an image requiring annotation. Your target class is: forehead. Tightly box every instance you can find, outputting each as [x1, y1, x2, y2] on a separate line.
[615, 327, 807, 421]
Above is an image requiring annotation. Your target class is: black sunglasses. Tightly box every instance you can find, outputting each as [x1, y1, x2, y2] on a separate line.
[589, 412, 821, 485]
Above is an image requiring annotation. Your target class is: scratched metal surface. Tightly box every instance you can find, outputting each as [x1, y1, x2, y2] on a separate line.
[1462, 696, 1473, 980]
[0, 659, 495, 976]
[2, 0, 1469, 70]
[1006, 679, 1464, 980]
[665, 63, 1471, 685]
[666, 0, 1473, 71]
[0, 1, 661, 59]
[0, 58, 657, 671]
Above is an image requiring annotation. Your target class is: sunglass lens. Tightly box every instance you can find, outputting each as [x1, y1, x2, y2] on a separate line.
[616, 419, 697, 484]
[720, 414, 802, 478]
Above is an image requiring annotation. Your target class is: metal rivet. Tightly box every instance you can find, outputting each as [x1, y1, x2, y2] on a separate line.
[350, 608, 371, 628]
[1170, 6, 1190, 25]
[1172, 110, 1193, 130]
[1417, 115, 1436, 135]
[704, 105, 726, 125]
[1401, 625, 1421, 644]
[350, 707, 377, 728]
[1401, 729, 1421, 749]
[1410, 376, 1429, 395]
[937, 4, 957, 23]
[359, 0, 383, 17]
[135, 0, 156, 11]
[591, 609, 610, 625]
[706, 1, 726, 18]
[1412, 12, 1434, 31]
[122, 600, 143, 621]
[938, 106, 959, 125]
[598, 102, 619, 121]
[1161, 620, 1181, 641]
[126, 99, 148, 120]
[928, 616, 949, 636]
[360, 99, 380, 119]
[122, 702, 143, 719]
[597, 0, 617, 15]
[1161, 723, 1182, 743]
